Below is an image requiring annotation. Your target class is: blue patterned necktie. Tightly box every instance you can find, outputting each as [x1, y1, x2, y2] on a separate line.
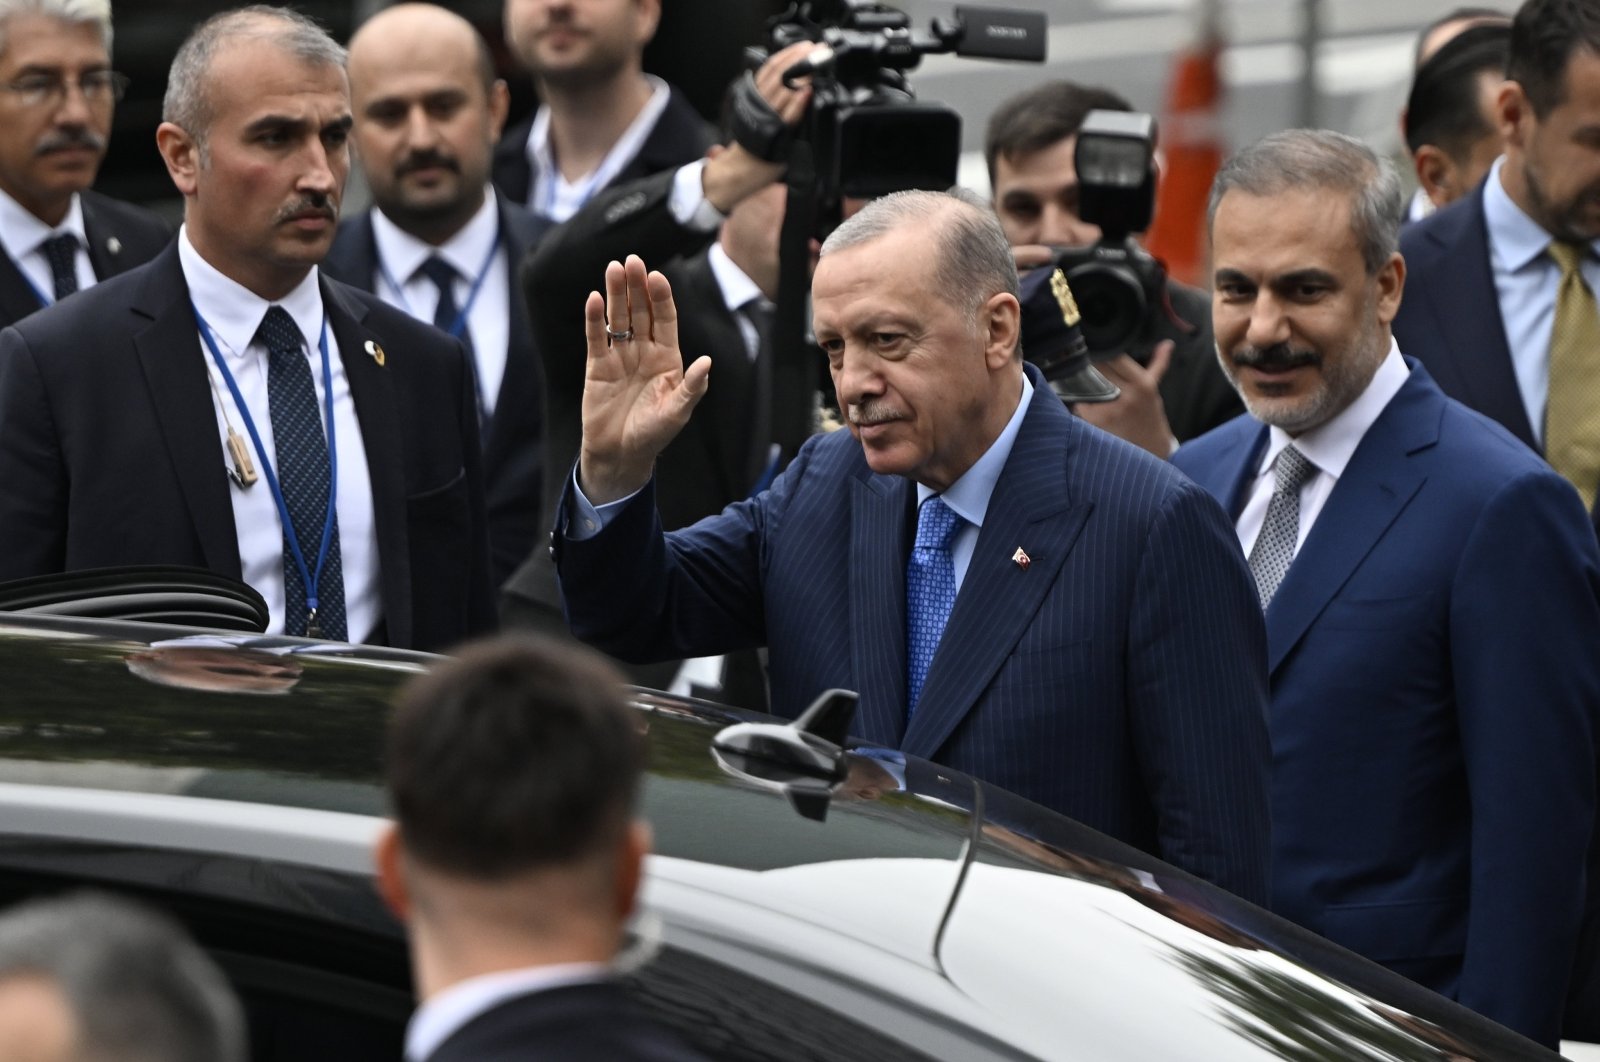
[40, 233, 78, 301]
[906, 495, 964, 716]
[256, 306, 347, 640]
[1247, 444, 1316, 609]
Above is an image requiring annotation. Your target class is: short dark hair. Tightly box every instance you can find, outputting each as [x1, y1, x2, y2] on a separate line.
[984, 80, 1133, 188]
[1413, 6, 1511, 65]
[386, 634, 644, 880]
[1507, 0, 1600, 118]
[0, 891, 245, 1062]
[1404, 23, 1509, 162]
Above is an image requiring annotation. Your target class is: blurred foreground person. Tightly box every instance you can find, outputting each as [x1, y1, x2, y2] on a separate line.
[0, 891, 245, 1062]
[1174, 128, 1600, 1048]
[553, 189, 1273, 903]
[378, 634, 707, 1062]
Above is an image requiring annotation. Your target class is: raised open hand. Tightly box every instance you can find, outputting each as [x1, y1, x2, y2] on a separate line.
[578, 254, 712, 504]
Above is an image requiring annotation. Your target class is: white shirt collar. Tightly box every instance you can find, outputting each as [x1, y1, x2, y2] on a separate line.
[525, 75, 670, 197]
[916, 372, 1035, 528]
[178, 224, 325, 361]
[1256, 340, 1409, 481]
[707, 242, 763, 314]
[0, 187, 87, 258]
[1483, 155, 1600, 272]
[404, 963, 612, 1062]
[371, 189, 500, 287]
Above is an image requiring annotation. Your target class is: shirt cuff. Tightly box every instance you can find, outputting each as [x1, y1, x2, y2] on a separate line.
[669, 159, 726, 232]
[567, 465, 646, 541]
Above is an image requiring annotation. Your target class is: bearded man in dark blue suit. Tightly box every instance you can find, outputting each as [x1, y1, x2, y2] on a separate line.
[1173, 128, 1600, 1048]
[553, 189, 1273, 904]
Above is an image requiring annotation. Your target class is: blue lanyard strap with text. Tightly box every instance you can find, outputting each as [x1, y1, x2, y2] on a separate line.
[192, 303, 339, 623]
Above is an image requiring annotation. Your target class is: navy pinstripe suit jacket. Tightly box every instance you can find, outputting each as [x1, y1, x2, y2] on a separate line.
[557, 366, 1273, 902]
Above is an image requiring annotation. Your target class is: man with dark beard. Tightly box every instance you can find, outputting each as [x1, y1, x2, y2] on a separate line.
[1395, 0, 1600, 516]
[0, 0, 168, 327]
[493, 0, 710, 223]
[328, 3, 546, 587]
[1173, 128, 1600, 1049]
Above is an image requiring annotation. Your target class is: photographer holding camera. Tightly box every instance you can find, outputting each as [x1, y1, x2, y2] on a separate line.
[986, 80, 1242, 456]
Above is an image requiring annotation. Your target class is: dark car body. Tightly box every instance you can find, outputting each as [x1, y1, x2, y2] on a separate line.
[0, 612, 1560, 1061]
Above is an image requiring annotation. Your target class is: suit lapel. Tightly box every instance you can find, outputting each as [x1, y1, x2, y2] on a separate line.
[1417, 189, 1532, 447]
[1264, 370, 1440, 673]
[902, 395, 1093, 760]
[0, 248, 42, 325]
[323, 277, 412, 648]
[849, 469, 912, 747]
[81, 196, 130, 281]
[131, 247, 241, 577]
[1182, 420, 1268, 521]
[482, 202, 540, 461]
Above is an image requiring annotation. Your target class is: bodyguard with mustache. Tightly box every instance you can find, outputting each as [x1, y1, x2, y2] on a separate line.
[554, 190, 1274, 903]
[0, 0, 167, 327]
[0, 5, 496, 651]
[1172, 129, 1600, 1048]
[327, 3, 547, 587]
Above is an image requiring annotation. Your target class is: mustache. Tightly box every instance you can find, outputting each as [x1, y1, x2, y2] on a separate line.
[395, 149, 459, 178]
[1231, 343, 1320, 372]
[35, 128, 106, 156]
[273, 193, 337, 224]
[847, 400, 904, 427]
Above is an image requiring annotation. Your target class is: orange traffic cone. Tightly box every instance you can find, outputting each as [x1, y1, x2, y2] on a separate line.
[1146, 0, 1225, 288]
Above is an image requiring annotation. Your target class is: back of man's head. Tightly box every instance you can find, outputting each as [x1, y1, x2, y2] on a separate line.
[1405, 23, 1510, 159]
[0, 891, 246, 1062]
[387, 634, 644, 884]
[1413, 5, 1511, 66]
[983, 79, 1132, 189]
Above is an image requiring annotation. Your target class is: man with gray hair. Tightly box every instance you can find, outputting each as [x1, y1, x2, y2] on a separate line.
[0, 0, 167, 327]
[1172, 128, 1600, 1047]
[0, 891, 245, 1062]
[0, 4, 496, 651]
[552, 189, 1274, 902]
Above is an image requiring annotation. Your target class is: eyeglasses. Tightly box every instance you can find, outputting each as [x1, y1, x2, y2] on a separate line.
[0, 70, 129, 109]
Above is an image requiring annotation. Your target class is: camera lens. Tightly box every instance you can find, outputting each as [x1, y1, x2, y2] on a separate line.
[1065, 262, 1147, 359]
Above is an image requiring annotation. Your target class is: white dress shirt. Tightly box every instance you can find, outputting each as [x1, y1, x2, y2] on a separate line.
[180, 227, 381, 640]
[707, 242, 765, 362]
[526, 75, 671, 222]
[0, 188, 96, 304]
[1235, 342, 1410, 557]
[1482, 154, 1600, 445]
[370, 191, 508, 418]
[404, 963, 611, 1062]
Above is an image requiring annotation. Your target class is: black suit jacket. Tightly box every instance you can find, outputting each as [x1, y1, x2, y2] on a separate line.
[501, 168, 762, 622]
[0, 189, 171, 327]
[426, 982, 707, 1062]
[323, 198, 553, 585]
[491, 84, 713, 211]
[0, 243, 496, 652]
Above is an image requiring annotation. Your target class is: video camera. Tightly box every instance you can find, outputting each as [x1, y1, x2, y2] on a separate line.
[744, 0, 1046, 236]
[1044, 110, 1192, 364]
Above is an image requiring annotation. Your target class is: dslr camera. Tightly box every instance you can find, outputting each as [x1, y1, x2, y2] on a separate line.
[738, 0, 1045, 235]
[1047, 110, 1190, 364]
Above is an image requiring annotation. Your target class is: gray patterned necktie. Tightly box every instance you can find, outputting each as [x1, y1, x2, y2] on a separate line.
[40, 233, 78, 301]
[1248, 444, 1316, 609]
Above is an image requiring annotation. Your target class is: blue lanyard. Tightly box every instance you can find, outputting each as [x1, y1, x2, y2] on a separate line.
[376, 227, 500, 418]
[192, 304, 339, 629]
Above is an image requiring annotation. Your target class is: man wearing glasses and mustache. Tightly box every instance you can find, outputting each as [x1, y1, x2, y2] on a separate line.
[0, 0, 168, 327]
[0, 5, 496, 652]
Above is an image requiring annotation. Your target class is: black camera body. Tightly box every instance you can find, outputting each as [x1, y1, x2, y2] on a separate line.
[751, 1, 1045, 232]
[1048, 110, 1179, 364]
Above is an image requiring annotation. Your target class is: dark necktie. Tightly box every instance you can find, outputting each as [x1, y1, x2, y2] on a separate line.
[255, 306, 347, 640]
[1247, 445, 1316, 609]
[906, 495, 964, 716]
[41, 233, 79, 301]
[418, 255, 473, 356]
[741, 297, 776, 490]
